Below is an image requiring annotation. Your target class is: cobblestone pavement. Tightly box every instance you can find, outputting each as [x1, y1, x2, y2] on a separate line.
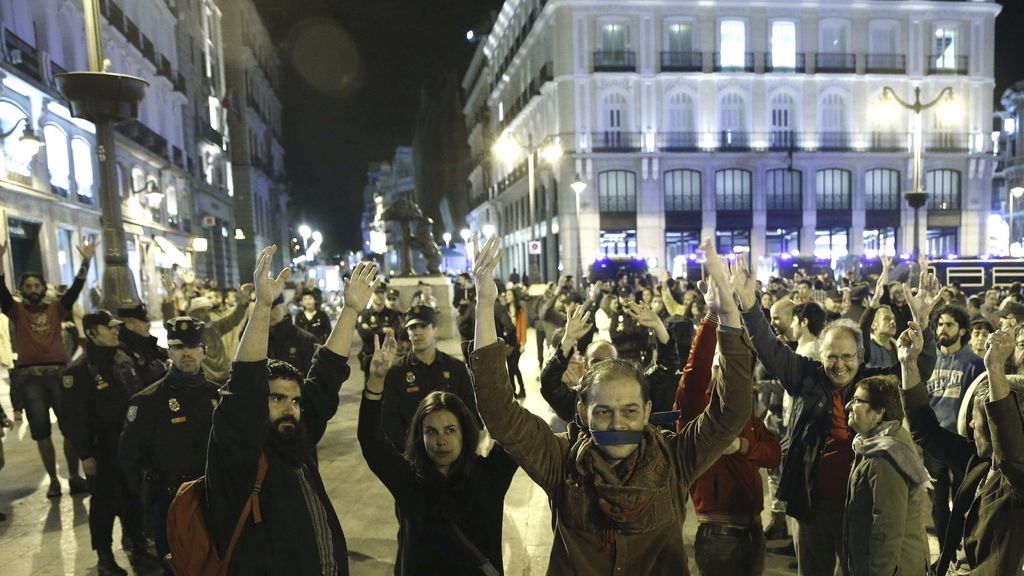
[0, 326, 938, 575]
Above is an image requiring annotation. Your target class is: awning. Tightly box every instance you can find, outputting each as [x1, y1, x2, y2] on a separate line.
[153, 235, 190, 268]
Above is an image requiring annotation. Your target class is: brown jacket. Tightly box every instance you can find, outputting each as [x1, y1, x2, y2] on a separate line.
[470, 328, 754, 575]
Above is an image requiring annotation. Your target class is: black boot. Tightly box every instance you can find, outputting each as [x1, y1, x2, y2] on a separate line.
[96, 549, 128, 576]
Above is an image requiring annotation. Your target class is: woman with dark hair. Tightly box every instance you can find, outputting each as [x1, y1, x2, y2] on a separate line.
[843, 375, 930, 576]
[503, 288, 528, 398]
[358, 335, 519, 575]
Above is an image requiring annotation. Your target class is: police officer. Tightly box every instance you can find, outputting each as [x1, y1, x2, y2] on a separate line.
[119, 317, 219, 572]
[116, 303, 168, 387]
[357, 284, 401, 382]
[60, 310, 149, 576]
[380, 304, 480, 447]
[269, 293, 319, 375]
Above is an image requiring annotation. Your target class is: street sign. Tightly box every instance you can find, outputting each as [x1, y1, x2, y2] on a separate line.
[528, 240, 542, 255]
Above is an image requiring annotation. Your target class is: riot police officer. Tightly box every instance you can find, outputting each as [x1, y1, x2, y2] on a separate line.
[60, 310, 150, 576]
[356, 284, 401, 382]
[116, 303, 168, 387]
[119, 317, 220, 572]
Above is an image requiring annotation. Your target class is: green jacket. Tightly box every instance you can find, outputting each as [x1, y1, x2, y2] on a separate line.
[844, 423, 930, 576]
[469, 328, 753, 575]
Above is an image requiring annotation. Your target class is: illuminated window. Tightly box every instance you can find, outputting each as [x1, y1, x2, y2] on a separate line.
[719, 20, 746, 68]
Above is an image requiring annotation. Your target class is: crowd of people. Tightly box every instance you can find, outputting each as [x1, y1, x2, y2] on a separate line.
[0, 236, 1023, 576]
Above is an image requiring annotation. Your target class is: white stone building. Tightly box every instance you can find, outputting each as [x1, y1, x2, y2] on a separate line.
[463, 0, 1001, 282]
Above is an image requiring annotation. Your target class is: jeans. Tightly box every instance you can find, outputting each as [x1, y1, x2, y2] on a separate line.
[794, 498, 846, 576]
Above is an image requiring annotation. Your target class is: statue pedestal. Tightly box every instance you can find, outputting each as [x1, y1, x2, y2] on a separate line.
[389, 276, 457, 341]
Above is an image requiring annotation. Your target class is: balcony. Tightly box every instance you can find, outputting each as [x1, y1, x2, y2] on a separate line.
[125, 18, 141, 51]
[765, 53, 805, 73]
[869, 132, 908, 152]
[49, 60, 67, 88]
[817, 131, 853, 151]
[174, 72, 186, 93]
[593, 51, 636, 72]
[658, 132, 700, 151]
[924, 132, 969, 152]
[158, 55, 173, 80]
[815, 53, 856, 73]
[115, 120, 168, 157]
[539, 61, 553, 83]
[928, 55, 968, 75]
[767, 130, 796, 151]
[198, 119, 223, 148]
[660, 51, 703, 72]
[865, 54, 906, 74]
[592, 131, 642, 152]
[141, 34, 156, 66]
[713, 52, 754, 72]
[718, 131, 751, 151]
[107, 2, 126, 34]
[4, 29, 41, 81]
[172, 145, 185, 169]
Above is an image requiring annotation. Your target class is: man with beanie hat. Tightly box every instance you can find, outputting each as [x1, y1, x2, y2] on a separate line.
[116, 303, 168, 387]
[61, 310, 151, 575]
[120, 316, 221, 572]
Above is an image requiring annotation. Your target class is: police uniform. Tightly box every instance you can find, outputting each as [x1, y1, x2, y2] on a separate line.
[59, 310, 147, 559]
[380, 305, 481, 447]
[119, 316, 221, 563]
[356, 287, 402, 382]
[117, 304, 169, 387]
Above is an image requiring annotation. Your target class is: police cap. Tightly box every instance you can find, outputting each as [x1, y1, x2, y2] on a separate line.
[165, 316, 206, 347]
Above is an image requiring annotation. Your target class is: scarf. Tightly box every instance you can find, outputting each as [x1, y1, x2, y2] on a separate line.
[569, 425, 670, 551]
[169, 365, 207, 388]
[852, 420, 932, 490]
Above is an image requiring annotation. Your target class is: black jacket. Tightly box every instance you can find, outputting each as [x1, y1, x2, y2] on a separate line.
[119, 329, 169, 387]
[206, 350, 351, 575]
[740, 307, 937, 521]
[295, 309, 332, 344]
[60, 344, 143, 460]
[119, 367, 220, 495]
[358, 398, 518, 575]
[268, 316, 318, 376]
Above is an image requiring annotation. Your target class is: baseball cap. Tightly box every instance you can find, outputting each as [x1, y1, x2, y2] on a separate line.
[83, 309, 124, 331]
[404, 305, 438, 328]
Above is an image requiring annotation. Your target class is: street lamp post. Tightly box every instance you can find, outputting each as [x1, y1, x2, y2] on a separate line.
[570, 174, 587, 285]
[1011, 186, 1024, 253]
[0, 117, 45, 157]
[54, 0, 148, 311]
[441, 232, 452, 272]
[878, 85, 957, 279]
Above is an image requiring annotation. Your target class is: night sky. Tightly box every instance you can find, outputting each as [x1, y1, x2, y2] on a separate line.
[256, 0, 1024, 257]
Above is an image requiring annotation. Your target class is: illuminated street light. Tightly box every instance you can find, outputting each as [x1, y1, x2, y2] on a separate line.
[1010, 186, 1024, 251]
[482, 224, 496, 238]
[459, 228, 472, 243]
[442, 232, 452, 246]
[570, 174, 587, 283]
[0, 117, 44, 158]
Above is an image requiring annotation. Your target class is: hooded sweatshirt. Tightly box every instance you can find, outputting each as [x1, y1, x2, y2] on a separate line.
[926, 346, 985, 431]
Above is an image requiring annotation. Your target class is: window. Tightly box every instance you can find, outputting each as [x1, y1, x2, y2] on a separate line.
[601, 23, 628, 53]
[43, 125, 70, 196]
[598, 170, 636, 211]
[664, 169, 701, 211]
[71, 139, 94, 201]
[766, 229, 800, 255]
[770, 21, 797, 69]
[869, 21, 899, 55]
[815, 228, 849, 259]
[766, 169, 802, 210]
[864, 168, 901, 210]
[820, 20, 849, 53]
[0, 102, 32, 177]
[864, 227, 897, 257]
[926, 169, 960, 210]
[57, 228, 75, 287]
[927, 228, 958, 257]
[603, 93, 626, 132]
[715, 169, 752, 210]
[933, 27, 958, 69]
[719, 92, 746, 138]
[770, 92, 795, 148]
[716, 229, 750, 254]
[816, 169, 851, 210]
[719, 20, 746, 68]
[820, 92, 847, 132]
[666, 92, 694, 131]
[667, 22, 693, 52]
[166, 185, 178, 224]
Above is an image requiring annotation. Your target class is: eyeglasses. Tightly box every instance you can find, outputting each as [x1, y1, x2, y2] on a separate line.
[1016, 341, 1024, 350]
[825, 353, 858, 363]
[849, 397, 873, 406]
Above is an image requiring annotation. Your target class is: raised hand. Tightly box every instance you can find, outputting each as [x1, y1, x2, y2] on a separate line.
[472, 234, 502, 305]
[903, 272, 940, 324]
[369, 333, 399, 381]
[896, 321, 924, 364]
[344, 262, 380, 311]
[252, 245, 290, 306]
[984, 328, 1014, 371]
[77, 238, 99, 261]
[624, 300, 660, 330]
[182, 269, 196, 285]
[727, 252, 757, 311]
[561, 303, 593, 348]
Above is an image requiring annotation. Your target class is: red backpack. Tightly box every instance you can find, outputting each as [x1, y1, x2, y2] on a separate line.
[165, 454, 268, 576]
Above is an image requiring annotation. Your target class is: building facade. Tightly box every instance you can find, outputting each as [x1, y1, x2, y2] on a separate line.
[463, 0, 1001, 282]
[996, 80, 1024, 254]
[220, 0, 289, 275]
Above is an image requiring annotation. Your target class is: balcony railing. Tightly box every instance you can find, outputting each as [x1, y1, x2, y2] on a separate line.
[125, 18, 141, 50]
[817, 131, 853, 151]
[174, 72, 186, 93]
[765, 53, 806, 73]
[115, 119, 168, 157]
[767, 130, 796, 151]
[539, 61, 553, 83]
[869, 132, 908, 151]
[49, 60, 67, 88]
[660, 51, 703, 72]
[924, 132, 969, 152]
[815, 53, 856, 73]
[928, 55, 968, 75]
[5, 29, 41, 81]
[592, 131, 642, 152]
[158, 55, 173, 80]
[108, 2, 126, 34]
[714, 52, 755, 72]
[172, 146, 185, 169]
[593, 51, 636, 72]
[865, 54, 906, 74]
[718, 131, 751, 150]
[141, 34, 156, 65]
[658, 132, 700, 151]
[198, 119, 223, 148]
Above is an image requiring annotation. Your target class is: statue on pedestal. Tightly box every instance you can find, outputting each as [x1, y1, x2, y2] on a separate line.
[382, 198, 441, 275]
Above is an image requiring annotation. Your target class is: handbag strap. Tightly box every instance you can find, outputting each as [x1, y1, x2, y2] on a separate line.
[219, 453, 268, 575]
[448, 522, 500, 576]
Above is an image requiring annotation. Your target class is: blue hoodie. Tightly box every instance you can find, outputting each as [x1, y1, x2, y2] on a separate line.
[926, 345, 985, 431]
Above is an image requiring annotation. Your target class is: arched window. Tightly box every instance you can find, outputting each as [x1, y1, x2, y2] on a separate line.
[664, 169, 701, 211]
[765, 169, 802, 210]
[926, 169, 960, 210]
[816, 168, 851, 210]
[715, 169, 751, 210]
[43, 125, 70, 196]
[719, 92, 747, 148]
[598, 170, 636, 211]
[0, 101, 32, 176]
[71, 138, 94, 200]
[864, 168, 901, 210]
[131, 166, 146, 196]
[820, 92, 848, 149]
[769, 92, 795, 148]
[666, 92, 694, 131]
